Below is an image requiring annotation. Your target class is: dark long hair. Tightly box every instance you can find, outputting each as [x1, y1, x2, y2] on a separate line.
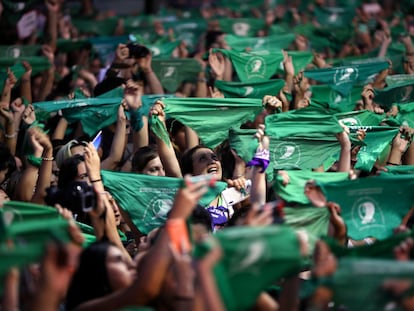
[65, 240, 115, 310]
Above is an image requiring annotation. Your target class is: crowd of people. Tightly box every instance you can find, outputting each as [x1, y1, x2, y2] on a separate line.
[2, 0, 414, 310]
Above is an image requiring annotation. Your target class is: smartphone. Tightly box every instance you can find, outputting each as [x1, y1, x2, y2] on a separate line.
[221, 180, 251, 206]
[91, 130, 102, 150]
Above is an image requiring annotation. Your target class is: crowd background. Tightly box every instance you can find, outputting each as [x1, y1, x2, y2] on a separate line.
[2, 0, 414, 310]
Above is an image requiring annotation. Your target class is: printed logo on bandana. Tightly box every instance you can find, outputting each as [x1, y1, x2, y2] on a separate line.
[150, 47, 161, 57]
[329, 89, 350, 105]
[339, 117, 361, 127]
[333, 67, 359, 85]
[397, 85, 414, 103]
[229, 240, 265, 276]
[233, 22, 250, 36]
[246, 56, 266, 79]
[329, 13, 338, 23]
[351, 197, 385, 232]
[243, 86, 254, 96]
[253, 38, 265, 49]
[143, 194, 173, 226]
[162, 66, 176, 78]
[273, 142, 300, 168]
[7, 46, 22, 58]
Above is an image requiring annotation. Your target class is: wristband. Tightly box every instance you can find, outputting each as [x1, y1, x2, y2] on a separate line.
[27, 155, 42, 168]
[90, 178, 102, 183]
[246, 149, 270, 173]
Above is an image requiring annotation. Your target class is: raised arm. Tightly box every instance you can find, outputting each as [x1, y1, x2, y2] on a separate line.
[101, 105, 127, 170]
[150, 100, 182, 177]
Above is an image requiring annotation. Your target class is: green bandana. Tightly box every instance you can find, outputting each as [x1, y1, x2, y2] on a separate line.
[276, 50, 314, 75]
[214, 79, 285, 99]
[228, 128, 259, 163]
[324, 230, 414, 259]
[284, 206, 330, 250]
[334, 109, 385, 127]
[146, 41, 181, 59]
[304, 61, 390, 96]
[265, 110, 344, 139]
[0, 56, 51, 78]
[0, 201, 71, 281]
[313, 6, 356, 28]
[151, 97, 263, 149]
[163, 19, 208, 52]
[331, 258, 414, 311]
[218, 18, 266, 37]
[310, 85, 363, 113]
[194, 225, 303, 311]
[71, 16, 119, 36]
[0, 44, 41, 58]
[350, 126, 399, 171]
[33, 96, 123, 137]
[380, 165, 414, 175]
[101, 170, 227, 234]
[386, 74, 414, 86]
[224, 33, 295, 52]
[320, 174, 414, 240]
[88, 35, 130, 65]
[273, 170, 349, 205]
[151, 58, 202, 93]
[374, 81, 414, 108]
[216, 48, 284, 82]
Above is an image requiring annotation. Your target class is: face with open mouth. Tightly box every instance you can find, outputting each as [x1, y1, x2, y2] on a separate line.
[191, 147, 222, 180]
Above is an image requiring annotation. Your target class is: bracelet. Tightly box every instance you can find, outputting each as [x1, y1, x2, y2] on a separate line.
[42, 156, 54, 161]
[21, 78, 30, 83]
[4, 132, 17, 139]
[90, 178, 102, 183]
[386, 161, 400, 166]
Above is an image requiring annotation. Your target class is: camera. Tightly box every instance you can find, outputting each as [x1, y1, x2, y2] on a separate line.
[45, 181, 97, 214]
[126, 43, 150, 59]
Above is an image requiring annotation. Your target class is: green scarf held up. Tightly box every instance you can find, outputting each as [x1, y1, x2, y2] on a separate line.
[265, 110, 344, 139]
[33, 87, 128, 136]
[265, 111, 343, 178]
[215, 48, 284, 83]
[320, 174, 414, 240]
[228, 128, 259, 163]
[224, 33, 295, 52]
[310, 85, 363, 113]
[275, 51, 314, 76]
[383, 102, 414, 128]
[334, 109, 385, 127]
[304, 61, 390, 96]
[151, 97, 263, 149]
[71, 16, 119, 36]
[284, 206, 330, 252]
[350, 126, 399, 172]
[193, 225, 303, 311]
[374, 80, 414, 108]
[386, 74, 414, 86]
[218, 18, 266, 37]
[0, 201, 71, 283]
[146, 41, 181, 59]
[330, 258, 414, 311]
[380, 165, 414, 175]
[214, 79, 285, 99]
[324, 230, 414, 259]
[162, 19, 208, 52]
[101, 170, 227, 235]
[313, 6, 357, 28]
[151, 58, 201, 93]
[273, 170, 349, 205]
